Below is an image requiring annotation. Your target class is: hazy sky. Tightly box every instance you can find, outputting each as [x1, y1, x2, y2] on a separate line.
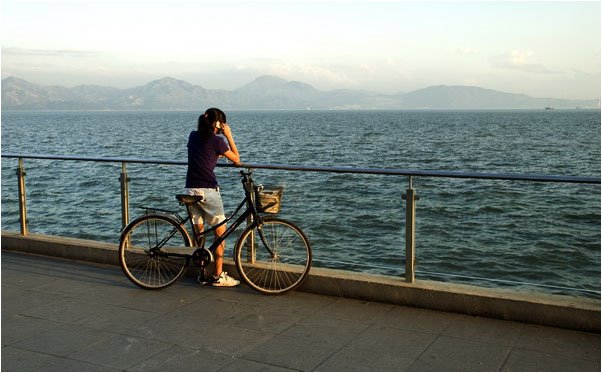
[2, 0, 600, 99]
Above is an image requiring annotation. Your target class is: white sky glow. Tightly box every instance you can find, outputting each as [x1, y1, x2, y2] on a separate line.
[1, 0, 600, 99]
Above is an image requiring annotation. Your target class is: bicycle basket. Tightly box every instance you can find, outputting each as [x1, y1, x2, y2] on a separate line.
[255, 186, 284, 214]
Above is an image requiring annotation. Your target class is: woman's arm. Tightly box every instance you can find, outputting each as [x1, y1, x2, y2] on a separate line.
[222, 123, 240, 164]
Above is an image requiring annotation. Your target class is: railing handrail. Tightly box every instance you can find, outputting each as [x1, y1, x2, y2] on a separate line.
[3, 151, 600, 292]
[2, 152, 601, 184]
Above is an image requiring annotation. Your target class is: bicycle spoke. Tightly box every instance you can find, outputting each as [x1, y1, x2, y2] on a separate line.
[119, 215, 190, 289]
[236, 217, 311, 294]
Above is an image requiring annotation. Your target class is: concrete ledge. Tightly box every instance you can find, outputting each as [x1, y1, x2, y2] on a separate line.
[2, 231, 599, 332]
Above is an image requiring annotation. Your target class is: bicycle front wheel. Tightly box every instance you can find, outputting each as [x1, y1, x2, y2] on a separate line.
[119, 214, 192, 290]
[235, 217, 312, 294]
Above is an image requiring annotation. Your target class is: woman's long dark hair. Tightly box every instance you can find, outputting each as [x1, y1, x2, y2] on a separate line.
[197, 108, 226, 141]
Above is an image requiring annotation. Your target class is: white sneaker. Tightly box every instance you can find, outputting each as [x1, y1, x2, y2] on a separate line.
[212, 272, 240, 287]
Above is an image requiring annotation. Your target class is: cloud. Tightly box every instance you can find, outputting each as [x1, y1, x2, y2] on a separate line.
[491, 50, 557, 74]
[2, 47, 99, 58]
[267, 63, 354, 86]
[85, 65, 111, 73]
[569, 68, 600, 79]
[455, 47, 478, 55]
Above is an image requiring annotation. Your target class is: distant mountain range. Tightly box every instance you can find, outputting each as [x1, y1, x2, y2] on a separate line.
[1, 75, 599, 110]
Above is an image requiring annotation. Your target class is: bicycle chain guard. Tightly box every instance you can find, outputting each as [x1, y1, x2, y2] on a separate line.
[192, 247, 213, 268]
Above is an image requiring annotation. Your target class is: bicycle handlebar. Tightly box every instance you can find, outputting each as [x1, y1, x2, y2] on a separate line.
[239, 170, 255, 194]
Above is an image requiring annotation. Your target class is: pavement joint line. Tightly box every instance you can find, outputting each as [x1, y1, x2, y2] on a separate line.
[2, 249, 601, 372]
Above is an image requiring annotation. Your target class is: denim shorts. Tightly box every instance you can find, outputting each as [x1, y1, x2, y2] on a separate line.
[184, 188, 226, 227]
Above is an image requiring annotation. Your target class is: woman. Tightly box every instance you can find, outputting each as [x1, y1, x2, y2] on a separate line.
[185, 108, 241, 287]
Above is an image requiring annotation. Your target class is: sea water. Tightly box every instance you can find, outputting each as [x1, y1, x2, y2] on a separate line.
[1, 110, 600, 297]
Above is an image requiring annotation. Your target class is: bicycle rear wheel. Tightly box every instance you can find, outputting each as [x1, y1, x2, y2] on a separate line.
[119, 214, 192, 289]
[235, 217, 311, 294]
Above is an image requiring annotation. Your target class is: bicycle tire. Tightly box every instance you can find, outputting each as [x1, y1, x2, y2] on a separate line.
[235, 217, 312, 294]
[119, 214, 192, 290]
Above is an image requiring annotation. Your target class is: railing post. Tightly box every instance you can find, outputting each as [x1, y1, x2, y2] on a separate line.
[119, 162, 130, 229]
[403, 176, 419, 283]
[16, 158, 28, 236]
[246, 167, 256, 263]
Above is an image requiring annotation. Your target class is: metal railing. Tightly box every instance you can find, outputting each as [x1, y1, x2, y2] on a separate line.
[2, 152, 601, 284]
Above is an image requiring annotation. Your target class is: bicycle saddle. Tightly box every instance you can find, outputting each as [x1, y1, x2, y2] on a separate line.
[176, 194, 205, 205]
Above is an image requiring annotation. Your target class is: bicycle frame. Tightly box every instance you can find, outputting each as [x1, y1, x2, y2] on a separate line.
[119, 169, 311, 294]
[184, 170, 275, 258]
[128, 170, 277, 265]
[191, 196, 254, 250]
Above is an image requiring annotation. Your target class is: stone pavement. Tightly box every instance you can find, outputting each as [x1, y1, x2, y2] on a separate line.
[1, 251, 600, 372]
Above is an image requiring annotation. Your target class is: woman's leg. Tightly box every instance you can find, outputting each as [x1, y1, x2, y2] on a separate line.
[214, 224, 226, 275]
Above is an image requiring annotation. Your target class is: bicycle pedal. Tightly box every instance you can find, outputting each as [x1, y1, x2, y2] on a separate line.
[197, 269, 217, 286]
[197, 274, 211, 286]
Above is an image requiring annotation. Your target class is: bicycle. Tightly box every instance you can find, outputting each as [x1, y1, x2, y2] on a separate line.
[118, 170, 312, 295]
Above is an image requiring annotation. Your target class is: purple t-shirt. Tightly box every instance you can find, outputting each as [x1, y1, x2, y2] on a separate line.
[186, 131, 229, 188]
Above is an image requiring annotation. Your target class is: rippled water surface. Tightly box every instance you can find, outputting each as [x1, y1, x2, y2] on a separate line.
[2, 110, 600, 297]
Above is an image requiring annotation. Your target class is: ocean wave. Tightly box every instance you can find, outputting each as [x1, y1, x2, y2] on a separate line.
[2, 110, 599, 297]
